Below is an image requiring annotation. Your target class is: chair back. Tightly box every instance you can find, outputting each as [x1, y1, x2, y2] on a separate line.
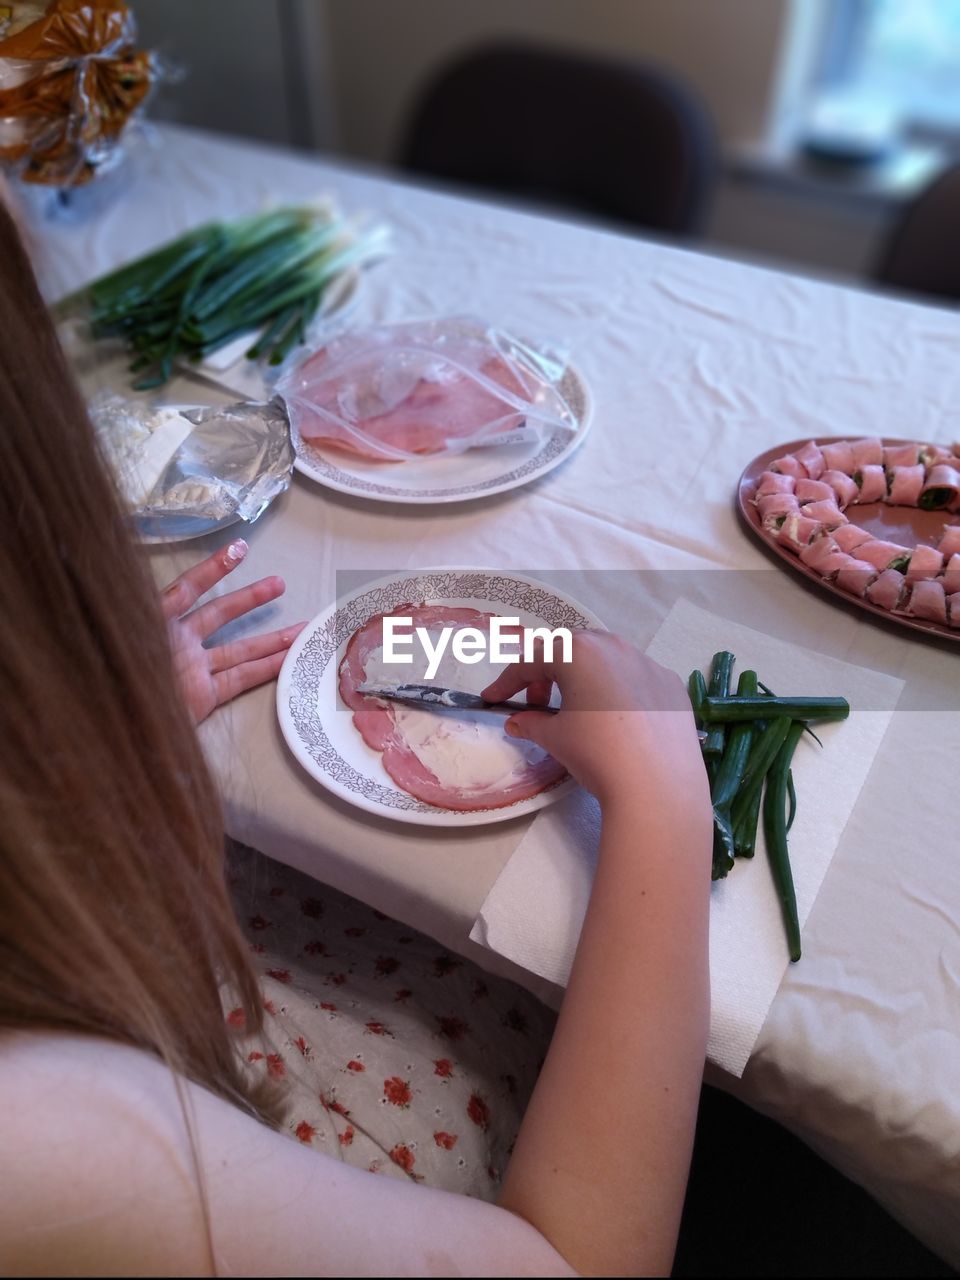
[400, 40, 716, 236]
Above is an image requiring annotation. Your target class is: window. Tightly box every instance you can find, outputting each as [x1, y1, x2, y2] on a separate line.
[812, 0, 960, 139]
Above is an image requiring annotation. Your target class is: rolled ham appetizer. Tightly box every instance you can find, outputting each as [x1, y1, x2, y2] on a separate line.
[800, 498, 847, 529]
[857, 539, 912, 572]
[770, 453, 806, 479]
[835, 558, 878, 597]
[821, 469, 859, 509]
[919, 463, 960, 511]
[939, 524, 960, 558]
[866, 568, 907, 612]
[943, 553, 960, 595]
[759, 492, 801, 529]
[850, 437, 883, 468]
[832, 524, 872, 553]
[795, 478, 835, 504]
[886, 464, 925, 506]
[852, 464, 886, 504]
[820, 440, 855, 474]
[799, 537, 848, 577]
[907, 579, 947, 624]
[795, 440, 825, 479]
[919, 443, 956, 468]
[906, 544, 944, 582]
[755, 470, 796, 497]
[949, 593, 960, 629]
[884, 443, 921, 469]
[776, 513, 822, 551]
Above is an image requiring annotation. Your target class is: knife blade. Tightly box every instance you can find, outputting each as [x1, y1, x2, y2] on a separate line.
[357, 683, 560, 715]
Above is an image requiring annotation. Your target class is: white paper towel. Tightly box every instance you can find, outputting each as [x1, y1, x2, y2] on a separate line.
[470, 599, 905, 1077]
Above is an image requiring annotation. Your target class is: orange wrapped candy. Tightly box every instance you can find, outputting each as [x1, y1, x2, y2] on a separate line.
[0, 1, 156, 186]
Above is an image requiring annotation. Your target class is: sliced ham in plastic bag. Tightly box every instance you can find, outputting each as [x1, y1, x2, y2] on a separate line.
[276, 316, 578, 463]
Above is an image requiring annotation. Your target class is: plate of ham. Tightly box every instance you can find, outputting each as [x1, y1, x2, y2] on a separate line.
[738, 436, 960, 641]
[277, 569, 605, 825]
[279, 319, 593, 504]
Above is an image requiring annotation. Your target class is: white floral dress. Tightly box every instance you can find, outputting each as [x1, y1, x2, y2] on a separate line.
[226, 843, 555, 1201]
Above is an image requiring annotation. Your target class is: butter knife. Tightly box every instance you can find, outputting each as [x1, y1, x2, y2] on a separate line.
[357, 682, 560, 715]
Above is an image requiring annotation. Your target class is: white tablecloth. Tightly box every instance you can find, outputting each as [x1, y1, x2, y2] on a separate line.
[28, 124, 960, 1266]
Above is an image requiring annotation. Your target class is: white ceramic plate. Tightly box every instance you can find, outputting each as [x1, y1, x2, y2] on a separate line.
[291, 364, 593, 505]
[277, 568, 605, 827]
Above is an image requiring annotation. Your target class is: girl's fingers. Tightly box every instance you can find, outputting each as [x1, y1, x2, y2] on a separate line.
[525, 677, 555, 708]
[188, 575, 286, 638]
[160, 539, 248, 620]
[213, 650, 290, 706]
[207, 622, 306, 675]
[481, 653, 555, 703]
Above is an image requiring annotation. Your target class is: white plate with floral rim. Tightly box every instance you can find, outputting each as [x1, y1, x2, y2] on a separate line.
[290, 363, 593, 505]
[276, 568, 605, 826]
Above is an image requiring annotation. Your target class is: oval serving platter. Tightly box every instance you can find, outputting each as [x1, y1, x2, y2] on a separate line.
[737, 436, 960, 644]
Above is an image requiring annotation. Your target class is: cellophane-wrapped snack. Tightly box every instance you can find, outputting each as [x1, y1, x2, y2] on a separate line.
[0, 0, 161, 188]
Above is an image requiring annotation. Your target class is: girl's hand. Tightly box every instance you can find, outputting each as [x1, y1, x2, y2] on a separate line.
[160, 539, 305, 724]
[482, 630, 708, 812]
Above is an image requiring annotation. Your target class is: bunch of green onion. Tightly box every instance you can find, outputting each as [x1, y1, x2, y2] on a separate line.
[57, 205, 388, 390]
[689, 652, 850, 962]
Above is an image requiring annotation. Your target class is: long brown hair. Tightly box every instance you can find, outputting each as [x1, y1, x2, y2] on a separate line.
[0, 197, 269, 1120]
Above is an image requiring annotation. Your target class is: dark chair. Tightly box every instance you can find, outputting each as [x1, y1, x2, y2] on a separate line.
[873, 162, 960, 303]
[398, 40, 717, 237]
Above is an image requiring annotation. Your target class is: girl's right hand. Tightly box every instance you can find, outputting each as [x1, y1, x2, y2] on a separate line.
[481, 630, 710, 814]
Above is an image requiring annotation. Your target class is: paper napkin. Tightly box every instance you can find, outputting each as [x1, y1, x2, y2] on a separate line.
[470, 599, 904, 1076]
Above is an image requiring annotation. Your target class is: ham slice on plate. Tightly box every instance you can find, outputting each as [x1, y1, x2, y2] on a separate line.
[338, 604, 566, 810]
[288, 347, 529, 462]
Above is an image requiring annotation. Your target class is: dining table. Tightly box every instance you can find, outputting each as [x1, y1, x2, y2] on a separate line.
[27, 122, 960, 1267]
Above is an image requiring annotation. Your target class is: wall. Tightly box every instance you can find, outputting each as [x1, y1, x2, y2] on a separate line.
[132, 0, 337, 150]
[322, 0, 799, 165]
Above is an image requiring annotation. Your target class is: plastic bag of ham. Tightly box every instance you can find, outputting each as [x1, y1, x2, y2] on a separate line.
[276, 316, 578, 462]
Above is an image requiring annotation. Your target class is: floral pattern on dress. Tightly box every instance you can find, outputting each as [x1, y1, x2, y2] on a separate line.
[225, 842, 555, 1201]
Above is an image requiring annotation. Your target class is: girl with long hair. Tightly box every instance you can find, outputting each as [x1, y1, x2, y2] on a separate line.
[0, 191, 712, 1277]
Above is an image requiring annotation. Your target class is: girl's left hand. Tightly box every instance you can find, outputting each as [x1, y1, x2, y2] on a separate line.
[160, 538, 305, 724]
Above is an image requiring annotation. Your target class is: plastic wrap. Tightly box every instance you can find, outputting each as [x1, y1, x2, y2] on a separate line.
[277, 316, 579, 463]
[0, 1, 161, 188]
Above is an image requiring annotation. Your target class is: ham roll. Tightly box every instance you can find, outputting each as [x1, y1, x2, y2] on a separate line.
[919, 464, 960, 511]
[939, 524, 960, 558]
[821, 469, 859, 508]
[852, 464, 886, 504]
[850, 437, 883, 468]
[949, 593, 960, 629]
[884, 443, 921, 469]
[907, 580, 947, 624]
[776, 513, 822, 550]
[820, 440, 855, 474]
[833, 524, 872, 553]
[795, 478, 835, 504]
[886, 464, 925, 506]
[906, 544, 944, 582]
[770, 454, 806, 479]
[756, 470, 796, 497]
[795, 440, 825, 479]
[866, 568, 907, 612]
[857, 540, 912, 572]
[799, 537, 847, 577]
[835, 558, 878, 597]
[800, 499, 847, 529]
[943, 553, 960, 595]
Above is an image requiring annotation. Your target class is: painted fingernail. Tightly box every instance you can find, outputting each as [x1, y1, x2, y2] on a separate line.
[226, 539, 248, 563]
[504, 719, 520, 737]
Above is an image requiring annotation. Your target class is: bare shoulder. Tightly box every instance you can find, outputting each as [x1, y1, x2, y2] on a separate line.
[0, 1031, 212, 1275]
[0, 1031, 574, 1278]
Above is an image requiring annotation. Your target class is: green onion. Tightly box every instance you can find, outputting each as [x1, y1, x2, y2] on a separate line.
[58, 206, 388, 387]
[703, 651, 735, 757]
[710, 670, 757, 880]
[763, 721, 806, 962]
[700, 695, 849, 724]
